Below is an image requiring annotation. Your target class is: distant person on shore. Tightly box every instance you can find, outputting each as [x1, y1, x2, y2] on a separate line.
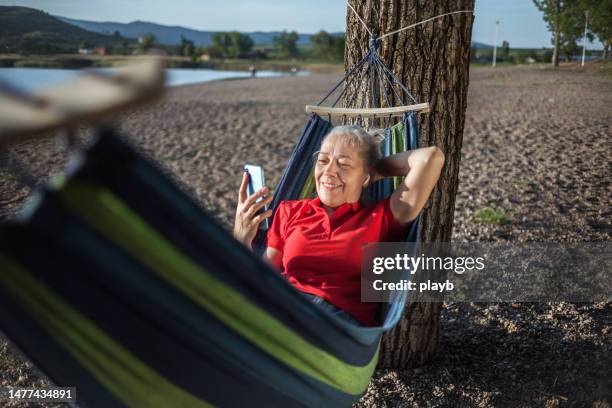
[249, 65, 257, 78]
[233, 125, 444, 326]
[290, 66, 299, 75]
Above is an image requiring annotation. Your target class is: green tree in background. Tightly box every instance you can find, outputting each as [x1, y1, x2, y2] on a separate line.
[310, 30, 345, 61]
[273, 30, 299, 58]
[311, 30, 333, 58]
[333, 36, 346, 61]
[180, 35, 195, 57]
[581, 0, 612, 59]
[212, 32, 231, 56]
[501, 40, 510, 60]
[212, 31, 253, 58]
[533, 0, 610, 65]
[558, 1, 591, 61]
[139, 33, 156, 51]
[533, 0, 576, 66]
[560, 31, 581, 59]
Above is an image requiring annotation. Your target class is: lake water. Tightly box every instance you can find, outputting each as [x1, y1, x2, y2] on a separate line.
[0, 67, 306, 92]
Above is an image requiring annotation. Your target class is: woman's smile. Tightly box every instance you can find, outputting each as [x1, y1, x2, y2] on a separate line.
[320, 180, 343, 190]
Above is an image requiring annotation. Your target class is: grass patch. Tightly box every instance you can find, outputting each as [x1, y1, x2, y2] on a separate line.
[474, 207, 510, 225]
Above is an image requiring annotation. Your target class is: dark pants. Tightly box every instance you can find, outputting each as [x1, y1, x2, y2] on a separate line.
[301, 292, 362, 326]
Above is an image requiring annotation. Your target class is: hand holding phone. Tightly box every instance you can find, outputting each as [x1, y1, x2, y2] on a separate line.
[244, 164, 269, 230]
[234, 166, 273, 248]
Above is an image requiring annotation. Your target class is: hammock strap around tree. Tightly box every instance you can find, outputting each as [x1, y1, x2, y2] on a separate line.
[316, 35, 418, 114]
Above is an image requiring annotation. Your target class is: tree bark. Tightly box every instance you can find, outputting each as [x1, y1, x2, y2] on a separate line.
[344, 0, 474, 368]
[552, 28, 561, 66]
[552, 0, 561, 67]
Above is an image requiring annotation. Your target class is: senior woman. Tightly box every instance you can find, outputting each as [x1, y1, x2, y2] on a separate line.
[234, 125, 444, 326]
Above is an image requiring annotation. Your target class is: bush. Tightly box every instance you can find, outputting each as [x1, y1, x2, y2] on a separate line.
[473, 207, 510, 225]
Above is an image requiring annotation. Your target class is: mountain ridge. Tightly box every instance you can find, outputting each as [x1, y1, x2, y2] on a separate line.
[57, 16, 342, 47]
[0, 6, 128, 54]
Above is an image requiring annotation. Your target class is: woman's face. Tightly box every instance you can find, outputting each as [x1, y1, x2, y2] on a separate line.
[314, 134, 370, 208]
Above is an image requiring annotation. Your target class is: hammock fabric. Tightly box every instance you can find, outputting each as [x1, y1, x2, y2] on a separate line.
[0, 111, 420, 408]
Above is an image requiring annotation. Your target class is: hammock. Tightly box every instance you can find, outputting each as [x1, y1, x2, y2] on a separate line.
[0, 40, 424, 408]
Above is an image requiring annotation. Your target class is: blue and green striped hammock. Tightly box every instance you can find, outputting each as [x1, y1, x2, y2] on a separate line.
[0, 111, 421, 408]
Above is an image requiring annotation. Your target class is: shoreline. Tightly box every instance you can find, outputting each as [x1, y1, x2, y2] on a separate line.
[0, 53, 344, 73]
[0, 65, 312, 92]
[167, 73, 300, 90]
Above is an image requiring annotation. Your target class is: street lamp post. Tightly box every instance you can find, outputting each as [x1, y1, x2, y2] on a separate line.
[492, 20, 499, 68]
[581, 11, 589, 67]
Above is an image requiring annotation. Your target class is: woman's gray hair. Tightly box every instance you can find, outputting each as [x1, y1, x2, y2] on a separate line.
[321, 125, 382, 169]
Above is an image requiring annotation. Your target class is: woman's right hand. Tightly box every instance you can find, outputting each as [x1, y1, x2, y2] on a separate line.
[234, 171, 273, 249]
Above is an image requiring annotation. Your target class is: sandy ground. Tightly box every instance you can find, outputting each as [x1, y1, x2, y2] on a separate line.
[0, 64, 611, 407]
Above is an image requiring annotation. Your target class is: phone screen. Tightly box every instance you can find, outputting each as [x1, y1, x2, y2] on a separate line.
[244, 164, 269, 230]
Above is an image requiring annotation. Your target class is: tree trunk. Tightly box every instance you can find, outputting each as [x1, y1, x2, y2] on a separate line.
[604, 41, 610, 61]
[552, 28, 561, 66]
[345, 0, 474, 368]
[552, 0, 561, 67]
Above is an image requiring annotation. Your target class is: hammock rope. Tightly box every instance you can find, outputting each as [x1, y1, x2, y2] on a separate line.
[315, 33, 418, 123]
[346, 1, 374, 37]
[377, 10, 475, 41]
[346, 1, 473, 43]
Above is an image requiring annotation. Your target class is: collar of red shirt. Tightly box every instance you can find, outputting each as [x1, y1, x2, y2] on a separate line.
[306, 197, 362, 216]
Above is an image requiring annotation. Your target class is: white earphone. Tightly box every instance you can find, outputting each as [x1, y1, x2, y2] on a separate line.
[363, 174, 371, 187]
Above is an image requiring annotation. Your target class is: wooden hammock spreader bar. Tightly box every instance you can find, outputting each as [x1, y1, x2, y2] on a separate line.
[305, 103, 430, 119]
[0, 58, 165, 147]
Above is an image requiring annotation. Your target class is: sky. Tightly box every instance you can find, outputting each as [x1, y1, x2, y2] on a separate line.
[0, 0, 603, 49]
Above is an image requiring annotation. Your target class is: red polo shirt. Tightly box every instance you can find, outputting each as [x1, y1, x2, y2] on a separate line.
[266, 196, 407, 326]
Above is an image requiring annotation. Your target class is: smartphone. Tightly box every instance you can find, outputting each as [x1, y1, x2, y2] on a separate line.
[244, 164, 269, 230]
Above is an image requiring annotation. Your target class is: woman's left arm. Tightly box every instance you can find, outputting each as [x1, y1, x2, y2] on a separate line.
[373, 146, 445, 225]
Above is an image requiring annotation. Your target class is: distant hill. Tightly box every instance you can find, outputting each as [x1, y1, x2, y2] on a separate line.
[0, 6, 129, 54]
[57, 17, 217, 46]
[57, 16, 341, 46]
[59, 16, 491, 49]
[472, 41, 493, 49]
